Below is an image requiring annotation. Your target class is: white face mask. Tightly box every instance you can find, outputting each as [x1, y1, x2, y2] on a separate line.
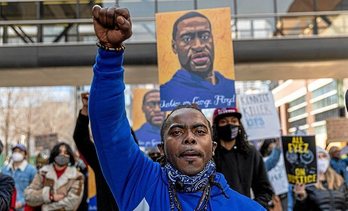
[12, 152, 24, 162]
[317, 158, 329, 174]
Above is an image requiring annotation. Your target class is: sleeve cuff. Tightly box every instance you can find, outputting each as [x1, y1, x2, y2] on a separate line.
[95, 48, 124, 72]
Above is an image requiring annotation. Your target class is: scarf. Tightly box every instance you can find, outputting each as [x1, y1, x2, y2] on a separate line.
[164, 160, 216, 193]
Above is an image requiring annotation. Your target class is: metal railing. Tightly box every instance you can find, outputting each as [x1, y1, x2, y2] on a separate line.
[1, 11, 348, 45]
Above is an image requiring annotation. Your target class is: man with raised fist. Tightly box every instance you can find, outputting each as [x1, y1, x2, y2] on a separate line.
[89, 5, 264, 210]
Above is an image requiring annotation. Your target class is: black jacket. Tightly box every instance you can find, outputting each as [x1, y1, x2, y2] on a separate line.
[0, 173, 15, 211]
[214, 144, 274, 208]
[73, 111, 119, 211]
[294, 183, 348, 211]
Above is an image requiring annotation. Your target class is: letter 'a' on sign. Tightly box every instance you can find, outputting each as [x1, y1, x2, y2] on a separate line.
[345, 89, 348, 112]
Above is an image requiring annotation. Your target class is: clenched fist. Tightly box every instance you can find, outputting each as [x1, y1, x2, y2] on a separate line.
[92, 5, 132, 48]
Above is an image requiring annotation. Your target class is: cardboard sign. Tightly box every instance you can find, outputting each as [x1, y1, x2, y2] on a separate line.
[238, 92, 281, 140]
[326, 118, 348, 143]
[265, 155, 289, 195]
[282, 135, 317, 185]
[156, 8, 236, 111]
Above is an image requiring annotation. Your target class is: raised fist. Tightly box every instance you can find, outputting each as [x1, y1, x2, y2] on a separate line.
[92, 5, 132, 48]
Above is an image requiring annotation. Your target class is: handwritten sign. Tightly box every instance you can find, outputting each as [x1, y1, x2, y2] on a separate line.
[238, 92, 281, 140]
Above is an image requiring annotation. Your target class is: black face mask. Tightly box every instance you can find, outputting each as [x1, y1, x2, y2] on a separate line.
[217, 124, 240, 142]
[54, 155, 70, 167]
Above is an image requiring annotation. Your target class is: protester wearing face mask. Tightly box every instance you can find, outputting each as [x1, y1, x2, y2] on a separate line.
[2, 144, 36, 211]
[24, 142, 84, 211]
[293, 146, 348, 211]
[212, 108, 274, 209]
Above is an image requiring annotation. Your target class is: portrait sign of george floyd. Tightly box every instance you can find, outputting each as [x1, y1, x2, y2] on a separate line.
[156, 8, 236, 111]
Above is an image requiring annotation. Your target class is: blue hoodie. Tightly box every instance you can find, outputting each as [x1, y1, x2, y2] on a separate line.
[89, 49, 265, 211]
[160, 69, 236, 111]
[135, 122, 161, 148]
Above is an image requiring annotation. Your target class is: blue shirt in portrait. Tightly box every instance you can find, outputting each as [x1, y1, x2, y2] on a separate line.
[160, 69, 236, 111]
[135, 122, 161, 148]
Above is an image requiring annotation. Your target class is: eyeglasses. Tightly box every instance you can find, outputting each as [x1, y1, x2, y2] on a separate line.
[145, 101, 161, 109]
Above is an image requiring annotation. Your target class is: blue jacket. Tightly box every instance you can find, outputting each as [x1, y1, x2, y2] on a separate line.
[135, 122, 161, 148]
[160, 69, 236, 111]
[264, 147, 281, 171]
[330, 157, 348, 184]
[89, 49, 265, 211]
[1, 161, 36, 208]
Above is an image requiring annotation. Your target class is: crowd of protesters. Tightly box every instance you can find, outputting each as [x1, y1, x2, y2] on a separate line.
[0, 4, 348, 211]
[0, 126, 347, 210]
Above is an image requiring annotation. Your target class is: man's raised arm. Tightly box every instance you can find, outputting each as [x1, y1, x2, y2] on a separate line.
[88, 6, 161, 210]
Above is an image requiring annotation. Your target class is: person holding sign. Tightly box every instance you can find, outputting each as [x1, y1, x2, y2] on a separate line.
[212, 108, 274, 209]
[88, 5, 264, 210]
[159, 11, 235, 110]
[293, 147, 348, 211]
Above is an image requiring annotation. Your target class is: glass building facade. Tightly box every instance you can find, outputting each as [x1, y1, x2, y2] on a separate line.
[1, 0, 348, 44]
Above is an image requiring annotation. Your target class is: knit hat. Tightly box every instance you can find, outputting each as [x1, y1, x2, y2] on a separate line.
[316, 146, 330, 159]
[212, 107, 242, 123]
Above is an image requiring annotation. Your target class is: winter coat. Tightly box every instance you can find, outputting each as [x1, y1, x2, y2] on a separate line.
[24, 164, 84, 211]
[214, 144, 274, 208]
[2, 160, 37, 209]
[294, 183, 348, 211]
[0, 173, 15, 210]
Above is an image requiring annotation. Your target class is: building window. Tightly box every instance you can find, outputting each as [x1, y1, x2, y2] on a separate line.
[289, 96, 306, 108]
[312, 95, 338, 110]
[314, 108, 340, 122]
[289, 118, 307, 128]
[312, 81, 337, 98]
[289, 107, 306, 118]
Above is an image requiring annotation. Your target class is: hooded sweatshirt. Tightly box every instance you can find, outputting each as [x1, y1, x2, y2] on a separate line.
[135, 122, 161, 148]
[160, 69, 236, 111]
[89, 49, 264, 211]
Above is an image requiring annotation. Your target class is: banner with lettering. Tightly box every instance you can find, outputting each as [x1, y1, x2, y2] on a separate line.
[282, 135, 317, 185]
[238, 92, 281, 140]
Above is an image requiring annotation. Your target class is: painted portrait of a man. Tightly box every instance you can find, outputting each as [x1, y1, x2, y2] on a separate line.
[156, 8, 236, 111]
[133, 89, 165, 148]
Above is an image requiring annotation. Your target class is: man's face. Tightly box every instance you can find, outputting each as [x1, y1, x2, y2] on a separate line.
[172, 16, 214, 76]
[142, 91, 165, 127]
[163, 108, 216, 176]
